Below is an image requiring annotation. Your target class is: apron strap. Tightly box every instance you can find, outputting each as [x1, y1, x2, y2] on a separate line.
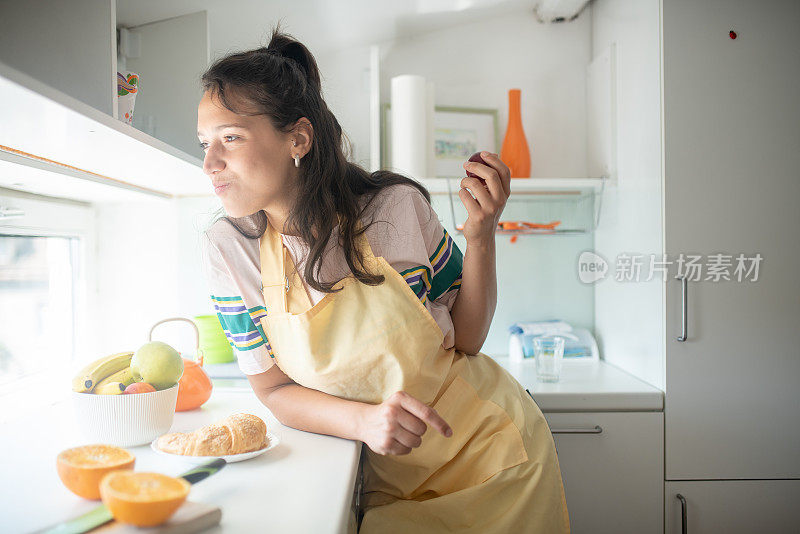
[259, 219, 289, 314]
[259, 213, 378, 315]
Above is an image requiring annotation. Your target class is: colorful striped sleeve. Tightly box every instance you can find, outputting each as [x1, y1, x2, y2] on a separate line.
[210, 295, 274, 358]
[398, 227, 463, 307]
[200, 229, 275, 375]
[428, 228, 463, 304]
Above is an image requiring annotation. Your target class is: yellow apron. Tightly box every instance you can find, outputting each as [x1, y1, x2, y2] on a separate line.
[259, 219, 570, 533]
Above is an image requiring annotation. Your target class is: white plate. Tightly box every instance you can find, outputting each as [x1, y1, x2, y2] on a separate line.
[150, 431, 280, 464]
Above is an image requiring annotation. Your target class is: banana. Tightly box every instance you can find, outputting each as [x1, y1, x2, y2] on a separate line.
[71, 351, 134, 393]
[94, 381, 125, 395]
[94, 366, 137, 389]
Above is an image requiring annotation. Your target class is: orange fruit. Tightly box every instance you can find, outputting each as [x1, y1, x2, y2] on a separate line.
[56, 444, 135, 500]
[100, 471, 190, 527]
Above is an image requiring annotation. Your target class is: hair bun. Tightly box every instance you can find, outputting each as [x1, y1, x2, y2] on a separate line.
[264, 25, 321, 93]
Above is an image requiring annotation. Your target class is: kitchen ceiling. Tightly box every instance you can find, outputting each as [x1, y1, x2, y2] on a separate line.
[116, 0, 539, 56]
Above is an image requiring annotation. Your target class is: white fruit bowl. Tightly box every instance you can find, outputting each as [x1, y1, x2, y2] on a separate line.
[71, 384, 179, 447]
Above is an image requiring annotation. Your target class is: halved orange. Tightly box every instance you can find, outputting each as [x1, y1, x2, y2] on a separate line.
[100, 471, 190, 527]
[56, 444, 135, 500]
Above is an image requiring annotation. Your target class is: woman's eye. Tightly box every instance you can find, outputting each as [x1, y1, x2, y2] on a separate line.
[198, 136, 239, 150]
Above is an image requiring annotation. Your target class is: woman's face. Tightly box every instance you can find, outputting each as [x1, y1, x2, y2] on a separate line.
[197, 91, 296, 218]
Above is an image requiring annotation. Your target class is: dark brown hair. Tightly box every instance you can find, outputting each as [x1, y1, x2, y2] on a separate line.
[201, 22, 431, 293]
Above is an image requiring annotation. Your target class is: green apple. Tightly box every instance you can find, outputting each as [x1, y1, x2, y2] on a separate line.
[130, 341, 184, 390]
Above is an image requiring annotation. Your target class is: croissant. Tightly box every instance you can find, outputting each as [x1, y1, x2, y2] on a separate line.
[157, 413, 268, 456]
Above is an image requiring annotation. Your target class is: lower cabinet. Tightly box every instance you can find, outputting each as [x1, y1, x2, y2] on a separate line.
[544, 411, 663, 534]
[665, 480, 800, 534]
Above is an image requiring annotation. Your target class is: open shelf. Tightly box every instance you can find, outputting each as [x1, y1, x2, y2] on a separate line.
[414, 176, 607, 236]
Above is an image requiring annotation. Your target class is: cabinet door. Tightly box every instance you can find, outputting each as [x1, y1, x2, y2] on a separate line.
[663, 0, 800, 479]
[0, 0, 116, 115]
[545, 412, 663, 534]
[665, 480, 800, 534]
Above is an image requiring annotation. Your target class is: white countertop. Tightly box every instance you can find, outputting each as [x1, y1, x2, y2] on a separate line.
[0, 388, 360, 534]
[493, 357, 664, 412]
[2, 358, 661, 533]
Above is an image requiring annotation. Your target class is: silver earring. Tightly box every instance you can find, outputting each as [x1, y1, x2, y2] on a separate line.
[294, 154, 300, 167]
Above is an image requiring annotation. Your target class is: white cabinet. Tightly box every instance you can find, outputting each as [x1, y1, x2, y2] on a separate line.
[0, 0, 117, 116]
[0, 1, 209, 201]
[665, 481, 800, 534]
[662, 0, 800, 480]
[496, 360, 664, 532]
[544, 412, 663, 534]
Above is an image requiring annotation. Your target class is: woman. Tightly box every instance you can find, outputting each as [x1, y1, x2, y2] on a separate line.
[199, 24, 569, 533]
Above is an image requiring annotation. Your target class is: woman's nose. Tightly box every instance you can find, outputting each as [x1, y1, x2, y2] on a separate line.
[202, 145, 225, 176]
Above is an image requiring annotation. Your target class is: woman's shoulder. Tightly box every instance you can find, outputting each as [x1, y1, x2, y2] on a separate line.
[364, 182, 431, 222]
[203, 217, 260, 266]
[375, 181, 428, 203]
[204, 217, 257, 246]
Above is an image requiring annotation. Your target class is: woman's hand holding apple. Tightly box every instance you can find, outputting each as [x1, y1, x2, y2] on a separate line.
[459, 151, 511, 244]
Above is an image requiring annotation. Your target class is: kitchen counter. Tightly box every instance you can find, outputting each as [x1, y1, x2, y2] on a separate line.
[2, 358, 661, 533]
[493, 357, 664, 412]
[0, 387, 360, 534]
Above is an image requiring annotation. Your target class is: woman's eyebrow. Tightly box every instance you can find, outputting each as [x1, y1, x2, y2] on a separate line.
[197, 123, 250, 136]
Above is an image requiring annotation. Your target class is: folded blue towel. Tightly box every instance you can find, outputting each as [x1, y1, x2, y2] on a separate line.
[509, 320, 592, 358]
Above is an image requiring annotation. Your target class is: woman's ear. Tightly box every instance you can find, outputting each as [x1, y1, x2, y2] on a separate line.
[291, 117, 314, 157]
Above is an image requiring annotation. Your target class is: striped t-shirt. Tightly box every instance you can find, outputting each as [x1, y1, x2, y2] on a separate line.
[200, 183, 463, 375]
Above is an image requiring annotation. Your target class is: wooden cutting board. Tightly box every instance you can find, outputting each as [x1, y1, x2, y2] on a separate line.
[91, 501, 221, 533]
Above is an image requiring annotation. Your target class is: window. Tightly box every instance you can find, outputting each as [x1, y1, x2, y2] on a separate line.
[0, 235, 80, 384]
[0, 189, 94, 422]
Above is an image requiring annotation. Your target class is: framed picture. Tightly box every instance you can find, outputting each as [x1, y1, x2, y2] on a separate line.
[381, 104, 499, 178]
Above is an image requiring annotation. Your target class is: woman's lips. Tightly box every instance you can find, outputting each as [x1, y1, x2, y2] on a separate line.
[214, 183, 230, 195]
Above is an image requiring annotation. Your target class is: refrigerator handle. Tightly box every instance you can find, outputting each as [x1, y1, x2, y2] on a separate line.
[676, 493, 688, 534]
[677, 276, 688, 342]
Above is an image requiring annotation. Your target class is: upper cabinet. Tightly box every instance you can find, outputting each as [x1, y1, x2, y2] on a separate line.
[0, 0, 209, 202]
[0, 0, 117, 116]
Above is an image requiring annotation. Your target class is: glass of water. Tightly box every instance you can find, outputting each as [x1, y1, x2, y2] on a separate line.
[534, 336, 565, 383]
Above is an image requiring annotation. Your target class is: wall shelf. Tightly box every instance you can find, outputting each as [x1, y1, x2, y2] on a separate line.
[415, 176, 607, 236]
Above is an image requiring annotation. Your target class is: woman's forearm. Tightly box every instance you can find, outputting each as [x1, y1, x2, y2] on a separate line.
[450, 238, 497, 354]
[256, 383, 367, 441]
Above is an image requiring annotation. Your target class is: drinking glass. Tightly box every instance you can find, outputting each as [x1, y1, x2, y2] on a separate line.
[534, 336, 565, 383]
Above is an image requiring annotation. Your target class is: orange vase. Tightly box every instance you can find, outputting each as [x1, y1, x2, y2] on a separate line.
[500, 89, 531, 178]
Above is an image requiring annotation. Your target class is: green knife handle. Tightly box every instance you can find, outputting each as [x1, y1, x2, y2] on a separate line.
[180, 457, 227, 484]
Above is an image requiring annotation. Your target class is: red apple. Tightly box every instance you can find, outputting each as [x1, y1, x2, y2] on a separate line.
[466, 151, 489, 187]
[123, 382, 156, 394]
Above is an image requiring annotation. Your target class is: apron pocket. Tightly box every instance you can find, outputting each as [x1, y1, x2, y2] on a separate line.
[366, 374, 529, 500]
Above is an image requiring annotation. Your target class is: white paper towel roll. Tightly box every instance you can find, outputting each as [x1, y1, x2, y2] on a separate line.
[391, 75, 433, 179]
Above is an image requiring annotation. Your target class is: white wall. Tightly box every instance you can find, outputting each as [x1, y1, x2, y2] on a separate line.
[92, 195, 224, 358]
[592, 0, 664, 388]
[379, 11, 592, 179]
[93, 199, 180, 352]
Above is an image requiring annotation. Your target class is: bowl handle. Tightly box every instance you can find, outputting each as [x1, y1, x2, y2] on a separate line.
[148, 317, 204, 366]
